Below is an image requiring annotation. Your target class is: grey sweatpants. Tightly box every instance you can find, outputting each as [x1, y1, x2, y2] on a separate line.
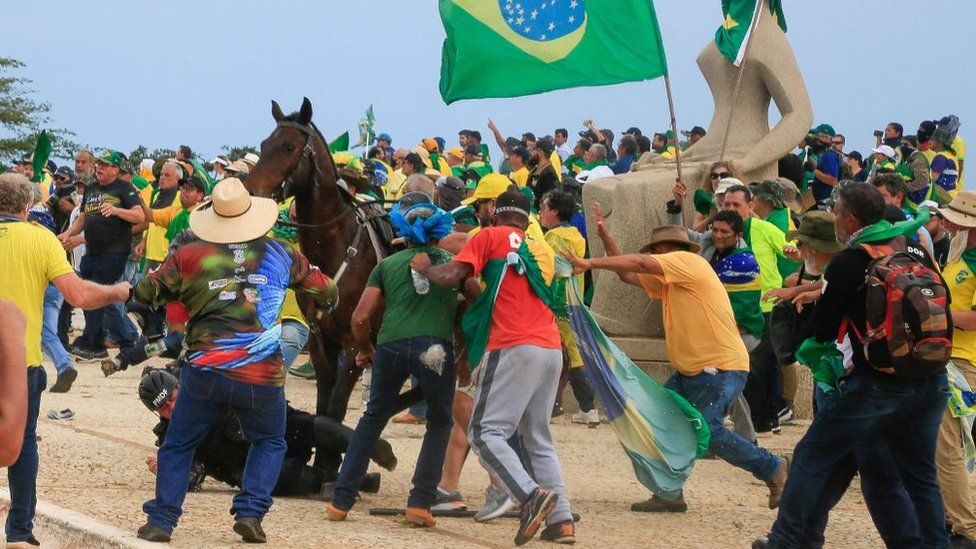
[469, 345, 573, 524]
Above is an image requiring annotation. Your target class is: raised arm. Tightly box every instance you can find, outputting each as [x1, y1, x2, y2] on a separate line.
[487, 119, 507, 154]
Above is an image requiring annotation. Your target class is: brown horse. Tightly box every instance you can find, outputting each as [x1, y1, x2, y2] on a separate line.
[245, 98, 381, 422]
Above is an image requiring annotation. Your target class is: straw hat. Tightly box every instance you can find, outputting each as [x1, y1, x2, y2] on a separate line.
[639, 225, 700, 254]
[189, 178, 278, 243]
[937, 191, 976, 229]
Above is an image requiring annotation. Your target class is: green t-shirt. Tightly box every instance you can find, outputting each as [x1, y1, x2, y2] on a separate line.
[367, 246, 459, 345]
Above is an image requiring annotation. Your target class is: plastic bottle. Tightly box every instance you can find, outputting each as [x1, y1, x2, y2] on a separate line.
[411, 268, 430, 294]
[361, 368, 371, 405]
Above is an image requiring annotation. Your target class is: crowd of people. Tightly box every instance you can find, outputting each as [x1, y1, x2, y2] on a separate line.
[0, 111, 970, 547]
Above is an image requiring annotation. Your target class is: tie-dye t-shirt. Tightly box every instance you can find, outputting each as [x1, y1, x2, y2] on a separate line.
[135, 235, 336, 386]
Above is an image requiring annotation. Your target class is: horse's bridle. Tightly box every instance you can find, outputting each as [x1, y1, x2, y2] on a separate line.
[272, 120, 357, 230]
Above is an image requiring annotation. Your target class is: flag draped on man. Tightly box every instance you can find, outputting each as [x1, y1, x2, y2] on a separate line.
[558, 258, 708, 499]
[438, 0, 668, 104]
[715, 0, 786, 66]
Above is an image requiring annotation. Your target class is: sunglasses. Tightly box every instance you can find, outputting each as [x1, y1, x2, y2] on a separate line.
[709, 171, 732, 179]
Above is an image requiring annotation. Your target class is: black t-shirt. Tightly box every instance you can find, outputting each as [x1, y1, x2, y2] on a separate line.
[82, 178, 141, 254]
[528, 165, 559, 210]
[813, 236, 945, 375]
[49, 184, 76, 232]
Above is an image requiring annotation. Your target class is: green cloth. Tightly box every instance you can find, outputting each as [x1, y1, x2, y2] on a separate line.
[765, 208, 801, 278]
[30, 130, 51, 183]
[367, 246, 459, 345]
[693, 188, 714, 216]
[329, 132, 350, 153]
[716, 0, 787, 66]
[848, 212, 930, 247]
[960, 247, 976, 277]
[462, 240, 565, 367]
[742, 217, 788, 312]
[795, 337, 845, 392]
[451, 206, 479, 226]
[438, 0, 668, 103]
[164, 209, 191, 241]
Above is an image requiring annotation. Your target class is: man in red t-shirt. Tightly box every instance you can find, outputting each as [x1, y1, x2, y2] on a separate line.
[411, 189, 574, 545]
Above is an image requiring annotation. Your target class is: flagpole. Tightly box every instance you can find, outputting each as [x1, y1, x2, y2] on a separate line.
[719, 0, 764, 161]
[663, 74, 683, 184]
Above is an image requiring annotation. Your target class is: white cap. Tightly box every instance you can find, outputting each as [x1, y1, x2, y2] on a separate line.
[242, 152, 260, 166]
[211, 156, 230, 167]
[714, 177, 745, 196]
[870, 145, 897, 160]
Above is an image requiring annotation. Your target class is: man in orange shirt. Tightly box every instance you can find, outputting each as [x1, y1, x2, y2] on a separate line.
[567, 211, 788, 514]
[412, 189, 575, 545]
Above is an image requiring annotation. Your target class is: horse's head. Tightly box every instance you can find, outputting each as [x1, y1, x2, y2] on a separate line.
[246, 97, 335, 199]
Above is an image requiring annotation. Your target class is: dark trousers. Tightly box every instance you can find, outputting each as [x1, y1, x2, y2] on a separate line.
[5, 367, 47, 542]
[57, 300, 73, 347]
[744, 316, 788, 430]
[143, 368, 287, 533]
[568, 367, 596, 412]
[75, 252, 136, 352]
[333, 336, 455, 511]
[799, 387, 920, 548]
[768, 372, 949, 548]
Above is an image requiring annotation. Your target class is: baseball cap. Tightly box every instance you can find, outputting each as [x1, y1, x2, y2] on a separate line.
[463, 144, 483, 159]
[812, 124, 836, 138]
[376, 132, 392, 144]
[462, 173, 512, 205]
[94, 149, 124, 167]
[181, 174, 208, 195]
[621, 126, 643, 137]
[870, 145, 898, 160]
[714, 177, 745, 196]
[509, 146, 530, 163]
[45, 160, 57, 173]
[54, 166, 75, 181]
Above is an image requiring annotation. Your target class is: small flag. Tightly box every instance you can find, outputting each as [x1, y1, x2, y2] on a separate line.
[715, 0, 787, 67]
[30, 130, 52, 183]
[329, 132, 350, 154]
[354, 105, 376, 149]
[438, 0, 668, 104]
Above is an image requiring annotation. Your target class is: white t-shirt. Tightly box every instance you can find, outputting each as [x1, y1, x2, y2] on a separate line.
[575, 165, 614, 183]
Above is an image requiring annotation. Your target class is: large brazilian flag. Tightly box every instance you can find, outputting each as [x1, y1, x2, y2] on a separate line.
[558, 257, 708, 500]
[715, 0, 786, 67]
[439, 0, 668, 104]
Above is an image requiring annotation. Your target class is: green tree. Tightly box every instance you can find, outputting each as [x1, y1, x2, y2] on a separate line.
[221, 145, 259, 161]
[0, 57, 79, 170]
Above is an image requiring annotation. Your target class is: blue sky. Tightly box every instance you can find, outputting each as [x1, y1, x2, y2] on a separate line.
[2, 1, 972, 163]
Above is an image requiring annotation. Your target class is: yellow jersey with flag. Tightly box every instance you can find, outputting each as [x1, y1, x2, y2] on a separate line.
[946, 257, 976, 363]
[0, 221, 75, 366]
[545, 224, 586, 369]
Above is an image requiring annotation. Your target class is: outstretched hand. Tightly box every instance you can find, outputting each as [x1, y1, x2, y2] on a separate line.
[562, 251, 591, 275]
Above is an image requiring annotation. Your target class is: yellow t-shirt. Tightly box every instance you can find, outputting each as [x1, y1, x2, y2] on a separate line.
[384, 169, 407, 201]
[147, 192, 182, 262]
[945, 258, 976, 363]
[636, 251, 749, 376]
[954, 135, 967, 191]
[510, 167, 530, 188]
[0, 222, 75, 366]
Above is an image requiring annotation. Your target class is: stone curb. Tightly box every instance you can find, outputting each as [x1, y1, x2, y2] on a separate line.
[0, 487, 156, 548]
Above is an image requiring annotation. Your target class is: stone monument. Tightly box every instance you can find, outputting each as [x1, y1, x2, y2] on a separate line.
[582, 6, 814, 361]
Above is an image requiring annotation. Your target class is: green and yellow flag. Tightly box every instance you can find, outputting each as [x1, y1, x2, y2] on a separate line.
[439, 0, 667, 104]
[715, 0, 786, 67]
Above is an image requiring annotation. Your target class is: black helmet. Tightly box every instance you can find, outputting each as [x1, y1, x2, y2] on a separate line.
[139, 370, 178, 412]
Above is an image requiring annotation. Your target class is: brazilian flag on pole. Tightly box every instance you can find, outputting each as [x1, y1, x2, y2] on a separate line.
[438, 0, 668, 104]
[715, 0, 786, 67]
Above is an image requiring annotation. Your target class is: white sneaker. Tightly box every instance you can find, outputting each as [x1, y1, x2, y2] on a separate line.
[571, 408, 600, 426]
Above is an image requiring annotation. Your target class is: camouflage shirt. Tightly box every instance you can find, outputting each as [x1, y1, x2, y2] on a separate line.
[135, 235, 336, 386]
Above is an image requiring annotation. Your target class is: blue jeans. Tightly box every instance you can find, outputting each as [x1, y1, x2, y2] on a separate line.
[143, 367, 287, 532]
[769, 372, 950, 548]
[5, 367, 47, 542]
[41, 284, 71, 374]
[280, 320, 309, 371]
[800, 387, 920, 548]
[665, 370, 780, 482]
[76, 253, 139, 352]
[333, 336, 455, 510]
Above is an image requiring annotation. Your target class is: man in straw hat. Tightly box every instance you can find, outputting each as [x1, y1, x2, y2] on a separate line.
[132, 178, 338, 544]
[565, 214, 788, 514]
[933, 191, 976, 546]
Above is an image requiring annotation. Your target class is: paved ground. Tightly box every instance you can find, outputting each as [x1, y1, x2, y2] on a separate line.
[0, 353, 885, 548]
